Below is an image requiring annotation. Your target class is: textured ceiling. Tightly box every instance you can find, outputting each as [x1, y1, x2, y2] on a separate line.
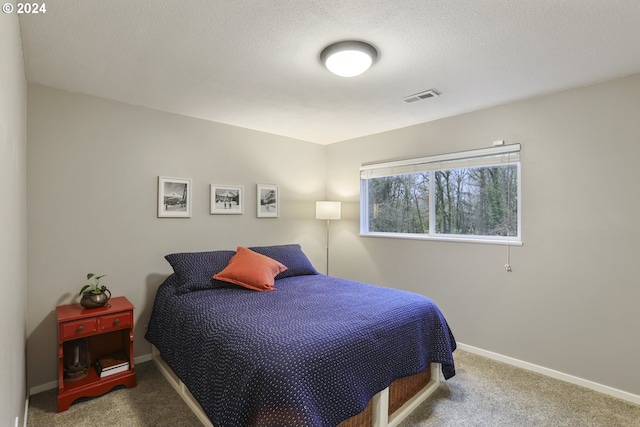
[18, 1, 640, 145]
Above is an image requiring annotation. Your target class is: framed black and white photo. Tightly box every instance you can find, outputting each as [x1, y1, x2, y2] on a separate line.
[158, 176, 192, 218]
[257, 184, 279, 218]
[210, 184, 243, 214]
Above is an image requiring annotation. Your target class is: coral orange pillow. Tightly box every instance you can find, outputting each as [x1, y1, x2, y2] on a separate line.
[213, 247, 287, 291]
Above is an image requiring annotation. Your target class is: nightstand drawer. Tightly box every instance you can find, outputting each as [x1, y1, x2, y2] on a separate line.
[99, 312, 132, 332]
[60, 318, 98, 340]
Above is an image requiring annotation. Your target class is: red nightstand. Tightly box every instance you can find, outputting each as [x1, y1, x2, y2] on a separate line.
[56, 296, 137, 412]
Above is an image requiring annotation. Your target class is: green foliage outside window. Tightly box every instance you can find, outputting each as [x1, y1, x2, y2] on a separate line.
[366, 165, 518, 239]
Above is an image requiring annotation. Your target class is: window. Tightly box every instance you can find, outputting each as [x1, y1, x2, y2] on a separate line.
[360, 144, 521, 244]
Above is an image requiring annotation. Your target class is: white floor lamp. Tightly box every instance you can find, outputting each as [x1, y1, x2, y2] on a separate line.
[316, 201, 341, 276]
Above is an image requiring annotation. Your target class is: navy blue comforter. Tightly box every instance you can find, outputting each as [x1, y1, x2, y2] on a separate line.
[146, 274, 456, 427]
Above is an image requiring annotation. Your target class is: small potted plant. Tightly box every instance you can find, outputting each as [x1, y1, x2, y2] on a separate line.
[79, 273, 111, 309]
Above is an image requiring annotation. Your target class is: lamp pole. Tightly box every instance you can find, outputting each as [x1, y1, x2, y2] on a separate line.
[316, 201, 341, 277]
[325, 219, 331, 275]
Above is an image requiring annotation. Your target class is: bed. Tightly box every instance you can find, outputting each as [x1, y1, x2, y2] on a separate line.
[145, 244, 456, 427]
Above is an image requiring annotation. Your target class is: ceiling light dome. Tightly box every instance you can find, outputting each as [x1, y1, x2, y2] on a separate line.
[320, 41, 378, 77]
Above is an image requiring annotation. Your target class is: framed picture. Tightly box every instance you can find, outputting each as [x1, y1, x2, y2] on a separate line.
[210, 184, 243, 214]
[158, 176, 192, 218]
[257, 184, 279, 218]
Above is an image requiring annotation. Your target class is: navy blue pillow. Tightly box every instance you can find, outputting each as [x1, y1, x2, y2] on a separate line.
[165, 250, 236, 293]
[248, 244, 319, 279]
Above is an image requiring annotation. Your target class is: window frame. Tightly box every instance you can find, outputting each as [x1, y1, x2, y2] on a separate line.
[360, 144, 522, 245]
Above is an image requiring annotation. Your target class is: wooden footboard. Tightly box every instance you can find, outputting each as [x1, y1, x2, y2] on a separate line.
[151, 345, 440, 427]
[338, 365, 439, 427]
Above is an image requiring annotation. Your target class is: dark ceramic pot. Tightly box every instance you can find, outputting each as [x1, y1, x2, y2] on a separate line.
[80, 287, 111, 309]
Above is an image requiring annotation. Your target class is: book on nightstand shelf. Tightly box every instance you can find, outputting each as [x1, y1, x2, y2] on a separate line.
[96, 351, 130, 378]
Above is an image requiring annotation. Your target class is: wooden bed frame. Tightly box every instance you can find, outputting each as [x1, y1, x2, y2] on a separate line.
[151, 345, 441, 427]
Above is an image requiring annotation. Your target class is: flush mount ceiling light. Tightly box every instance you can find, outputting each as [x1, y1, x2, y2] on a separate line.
[320, 40, 378, 77]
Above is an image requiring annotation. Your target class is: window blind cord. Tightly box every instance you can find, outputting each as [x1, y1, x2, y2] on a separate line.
[505, 151, 513, 273]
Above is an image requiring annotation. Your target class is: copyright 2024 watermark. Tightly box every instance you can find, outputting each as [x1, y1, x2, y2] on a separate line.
[3, 3, 47, 14]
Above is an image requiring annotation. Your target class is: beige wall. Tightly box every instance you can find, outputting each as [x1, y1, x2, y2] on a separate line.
[25, 71, 640, 400]
[26, 85, 327, 389]
[326, 73, 640, 396]
[0, 4, 28, 425]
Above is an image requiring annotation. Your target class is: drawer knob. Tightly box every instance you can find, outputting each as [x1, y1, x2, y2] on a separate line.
[114, 318, 120, 325]
[77, 325, 84, 332]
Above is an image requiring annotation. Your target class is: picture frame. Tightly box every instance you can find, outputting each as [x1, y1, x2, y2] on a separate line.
[210, 184, 244, 214]
[257, 184, 279, 218]
[158, 176, 192, 218]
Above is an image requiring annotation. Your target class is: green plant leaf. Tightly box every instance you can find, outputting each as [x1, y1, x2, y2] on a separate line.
[79, 284, 91, 296]
[87, 273, 95, 280]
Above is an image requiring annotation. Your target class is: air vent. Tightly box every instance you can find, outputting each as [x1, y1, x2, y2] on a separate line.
[403, 89, 440, 103]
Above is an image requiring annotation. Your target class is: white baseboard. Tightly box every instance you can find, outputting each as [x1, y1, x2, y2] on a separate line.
[457, 342, 640, 406]
[23, 396, 28, 427]
[135, 353, 153, 364]
[29, 353, 154, 395]
[29, 380, 57, 395]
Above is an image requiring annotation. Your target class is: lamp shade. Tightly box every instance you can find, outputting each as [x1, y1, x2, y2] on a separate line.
[316, 201, 341, 220]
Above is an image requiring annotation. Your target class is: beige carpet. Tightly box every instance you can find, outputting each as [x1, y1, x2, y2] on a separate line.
[28, 361, 202, 427]
[400, 351, 640, 427]
[28, 350, 640, 426]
